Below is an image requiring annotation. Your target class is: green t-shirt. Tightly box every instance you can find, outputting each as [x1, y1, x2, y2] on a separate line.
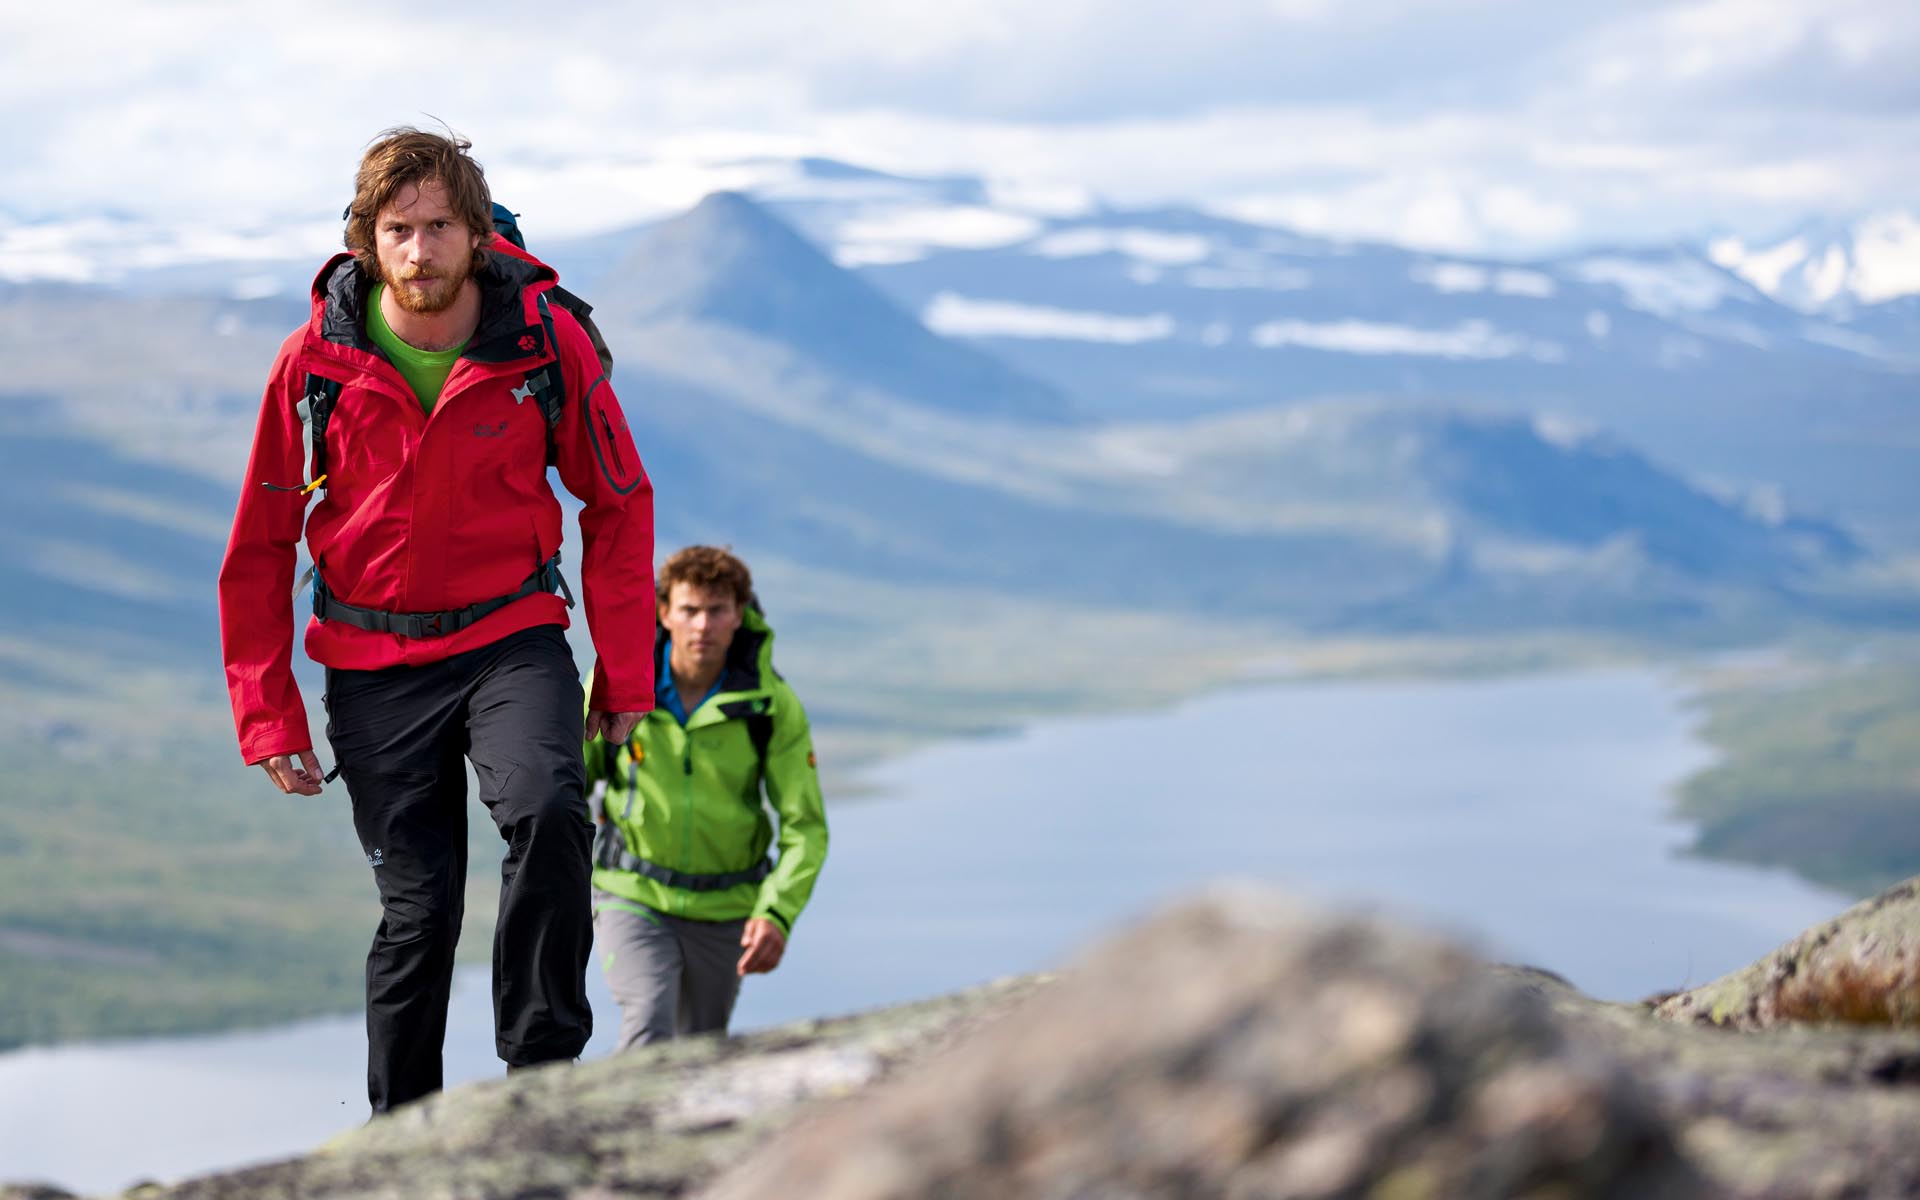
[367, 283, 468, 415]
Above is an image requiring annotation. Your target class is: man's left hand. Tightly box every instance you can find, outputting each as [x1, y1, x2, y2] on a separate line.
[737, 918, 787, 976]
[586, 710, 646, 744]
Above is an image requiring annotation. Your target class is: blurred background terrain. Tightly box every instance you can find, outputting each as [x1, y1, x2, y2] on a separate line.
[1, 0, 1917, 1054]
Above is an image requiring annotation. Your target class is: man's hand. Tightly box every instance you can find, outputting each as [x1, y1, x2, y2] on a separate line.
[586, 710, 646, 745]
[737, 918, 787, 976]
[259, 751, 325, 796]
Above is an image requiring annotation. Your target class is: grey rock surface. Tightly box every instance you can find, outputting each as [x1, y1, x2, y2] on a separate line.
[1653, 877, 1920, 1030]
[13, 877, 1920, 1199]
[94, 976, 1042, 1200]
[704, 888, 1701, 1200]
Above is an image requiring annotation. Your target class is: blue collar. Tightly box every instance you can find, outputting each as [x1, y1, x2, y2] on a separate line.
[656, 636, 723, 726]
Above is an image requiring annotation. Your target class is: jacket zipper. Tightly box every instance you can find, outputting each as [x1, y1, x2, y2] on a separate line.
[677, 737, 694, 916]
[598, 408, 628, 475]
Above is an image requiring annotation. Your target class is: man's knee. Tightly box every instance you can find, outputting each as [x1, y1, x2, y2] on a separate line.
[486, 758, 587, 836]
[374, 893, 463, 953]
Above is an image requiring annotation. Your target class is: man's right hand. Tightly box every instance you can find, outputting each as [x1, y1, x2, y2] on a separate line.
[260, 751, 326, 796]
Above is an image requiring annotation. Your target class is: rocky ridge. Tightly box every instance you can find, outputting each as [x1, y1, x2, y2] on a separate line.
[5, 879, 1918, 1200]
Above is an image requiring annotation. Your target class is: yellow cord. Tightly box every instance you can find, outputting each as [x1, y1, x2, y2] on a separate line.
[299, 474, 328, 495]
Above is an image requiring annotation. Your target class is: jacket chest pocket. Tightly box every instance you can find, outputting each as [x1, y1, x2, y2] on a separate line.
[452, 395, 547, 482]
[326, 390, 413, 484]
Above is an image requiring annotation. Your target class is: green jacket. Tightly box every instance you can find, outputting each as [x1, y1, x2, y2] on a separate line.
[585, 606, 828, 933]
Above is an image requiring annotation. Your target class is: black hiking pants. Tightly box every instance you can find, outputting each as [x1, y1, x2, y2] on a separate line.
[323, 624, 593, 1113]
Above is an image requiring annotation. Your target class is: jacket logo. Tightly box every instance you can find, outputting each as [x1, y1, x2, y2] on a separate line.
[474, 420, 509, 438]
[518, 333, 537, 352]
[511, 381, 535, 405]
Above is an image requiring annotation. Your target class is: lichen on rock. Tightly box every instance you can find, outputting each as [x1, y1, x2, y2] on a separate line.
[1653, 877, 1920, 1031]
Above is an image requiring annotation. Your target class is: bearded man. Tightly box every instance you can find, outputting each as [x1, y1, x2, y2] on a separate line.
[218, 127, 656, 1113]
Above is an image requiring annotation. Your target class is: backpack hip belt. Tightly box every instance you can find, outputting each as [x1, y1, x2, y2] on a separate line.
[591, 829, 773, 892]
[313, 551, 574, 638]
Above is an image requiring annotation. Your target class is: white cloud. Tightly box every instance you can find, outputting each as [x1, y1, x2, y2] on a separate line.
[2, 0, 1918, 261]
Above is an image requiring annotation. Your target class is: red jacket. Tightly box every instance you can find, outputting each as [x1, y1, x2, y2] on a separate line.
[219, 239, 655, 764]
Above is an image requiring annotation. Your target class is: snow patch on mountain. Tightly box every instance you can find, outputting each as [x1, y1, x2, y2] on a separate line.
[923, 293, 1176, 343]
[1250, 318, 1560, 361]
[1799, 323, 1889, 358]
[1409, 262, 1558, 298]
[1495, 269, 1557, 298]
[1531, 413, 1599, 451]
[1183, 263, 1312, 290]
[1027, 227, 1212, 265]
[0, 215, 336, 284]
[982, 178, 1097, 218]
[1565, 255, 1751, 317]
[832, 206, 1042, 267]
[1708, 212, 1920, 313]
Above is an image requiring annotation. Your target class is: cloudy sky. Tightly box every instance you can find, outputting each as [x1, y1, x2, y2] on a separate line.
[4, 0, 1917, 255]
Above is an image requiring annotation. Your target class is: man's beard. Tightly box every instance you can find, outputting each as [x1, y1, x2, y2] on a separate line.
[383, 254, 473, 315]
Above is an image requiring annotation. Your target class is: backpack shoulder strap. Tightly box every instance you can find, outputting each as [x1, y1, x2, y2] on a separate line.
[550, 284, 615, 378]
[526, 293, 566, 465]
[297, 373, 343, 487]
[747, 711, 774, 786]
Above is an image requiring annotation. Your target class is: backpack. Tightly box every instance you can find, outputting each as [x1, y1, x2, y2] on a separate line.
[489, 203, 615, 382]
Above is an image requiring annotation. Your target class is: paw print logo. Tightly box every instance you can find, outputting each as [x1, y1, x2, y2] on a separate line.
[517, 333, 537, 352]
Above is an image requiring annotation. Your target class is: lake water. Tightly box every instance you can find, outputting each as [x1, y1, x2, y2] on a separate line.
[0, 669, 1852, 1193]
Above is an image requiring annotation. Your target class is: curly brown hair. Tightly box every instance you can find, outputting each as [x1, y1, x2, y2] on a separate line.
[656, 545, 755, 608]
[344, 127, 492, 274]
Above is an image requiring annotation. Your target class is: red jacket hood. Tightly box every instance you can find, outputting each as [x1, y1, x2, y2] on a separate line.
[302, 235, 561, 369]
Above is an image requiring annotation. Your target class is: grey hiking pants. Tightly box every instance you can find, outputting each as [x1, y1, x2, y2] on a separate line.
[593, 894, 745, 1049]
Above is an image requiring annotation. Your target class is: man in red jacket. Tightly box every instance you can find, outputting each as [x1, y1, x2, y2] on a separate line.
[217, 128, 655, 1112]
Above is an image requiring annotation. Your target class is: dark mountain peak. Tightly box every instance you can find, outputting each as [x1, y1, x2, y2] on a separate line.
[684, 188, 784, 231]
[595, 192, 1073, 422]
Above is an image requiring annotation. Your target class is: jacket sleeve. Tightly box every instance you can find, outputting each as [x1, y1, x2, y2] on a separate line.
[217, 338, 315, 764]
[754, 683, 830, 934]
[549, 310, 656, 715]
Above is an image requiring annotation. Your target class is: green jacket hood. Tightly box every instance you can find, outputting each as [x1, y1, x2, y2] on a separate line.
[657, 602, 781, 721]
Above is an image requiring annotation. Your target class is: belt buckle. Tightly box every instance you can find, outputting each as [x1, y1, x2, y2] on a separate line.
[404, 612, 446, 638]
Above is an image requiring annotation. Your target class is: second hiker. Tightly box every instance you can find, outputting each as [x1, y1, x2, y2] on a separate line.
[588, 546, 829, 1047]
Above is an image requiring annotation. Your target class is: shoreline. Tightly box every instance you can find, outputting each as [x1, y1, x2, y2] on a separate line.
[0, 630, 1887, 1055]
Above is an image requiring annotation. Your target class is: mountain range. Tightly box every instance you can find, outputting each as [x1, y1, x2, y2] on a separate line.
[39, 156, 1904, 551]
[0, 157, 1914, 694]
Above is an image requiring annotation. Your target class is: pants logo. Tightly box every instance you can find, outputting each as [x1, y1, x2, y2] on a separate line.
[367, 848, 385, 868]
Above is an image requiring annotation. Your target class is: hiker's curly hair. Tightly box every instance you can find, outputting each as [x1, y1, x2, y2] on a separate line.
[344, 127, 493, 274]
[657, 546, 755, 610]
